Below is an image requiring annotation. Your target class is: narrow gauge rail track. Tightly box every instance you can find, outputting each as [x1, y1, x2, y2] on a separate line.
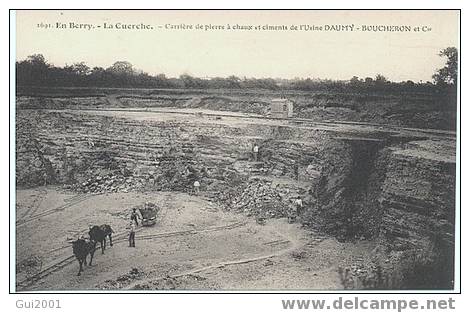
[18, 188, 47, 220]
[16, 194, 97, 227]
[64, 193, 92, 203]
[16, 220, 246, 290]
[45, 194, 173, 255]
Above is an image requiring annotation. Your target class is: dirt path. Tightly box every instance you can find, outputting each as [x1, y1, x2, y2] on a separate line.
[16, 188, 376, 291]
[124, 221, 305, 290]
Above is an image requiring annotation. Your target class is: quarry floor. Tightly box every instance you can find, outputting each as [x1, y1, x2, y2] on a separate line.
[16, 188, 376, 291]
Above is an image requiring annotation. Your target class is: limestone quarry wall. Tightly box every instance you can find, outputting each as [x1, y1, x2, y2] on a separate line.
[379, 142, 455, 251]
[16, 89, 457, 130]
[16, 109, 456, 254]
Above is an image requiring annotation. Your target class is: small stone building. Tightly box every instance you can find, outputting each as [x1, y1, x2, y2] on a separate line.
[271, 98, 293, 118]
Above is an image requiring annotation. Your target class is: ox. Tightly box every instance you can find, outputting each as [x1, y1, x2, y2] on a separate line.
[71, 238, 96, 276]
[88, 224, 114, 254]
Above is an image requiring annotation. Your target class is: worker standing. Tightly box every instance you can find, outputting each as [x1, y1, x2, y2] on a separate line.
[131, 208, 140, 226]
[295, 196, 303, 216]
[253, 144, 259, 161]
[128, 220, 136, 248]
[193, 180, 200, 195]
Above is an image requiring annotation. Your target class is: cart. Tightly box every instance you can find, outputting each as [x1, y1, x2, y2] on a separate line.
[138, 202, 159, 226]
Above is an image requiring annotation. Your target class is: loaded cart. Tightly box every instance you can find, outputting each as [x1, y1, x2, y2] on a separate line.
[138, 202, 159, 226]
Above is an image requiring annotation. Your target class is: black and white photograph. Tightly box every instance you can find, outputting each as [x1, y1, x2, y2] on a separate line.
[11, 9, 459, 293]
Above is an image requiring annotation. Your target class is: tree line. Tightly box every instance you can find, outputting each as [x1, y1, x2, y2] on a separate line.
[16, 47, 457, 93]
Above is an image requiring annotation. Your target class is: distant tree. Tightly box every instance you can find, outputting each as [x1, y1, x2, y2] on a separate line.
[154, 73, 171, 87]
[433, 47, 458, 85]
[375, 74, 388, 84]
[179, 74, 196, 88]
[155, 73, 167, 80]
[349, 76, 361, 89]
[88, 67, 107, 86]
[295, 78, 315, 90]
[26, 54, 49, 67]
[404, 80, 415, 90]
[107, 61, 135, 75]
[67, 62, 91, 76]
[16, 54, 51, 86]
[227, 75, 241, 88]
[91, 66, 106, 75]
[364, 77, 374, 85]
[350, 76, 360, 84]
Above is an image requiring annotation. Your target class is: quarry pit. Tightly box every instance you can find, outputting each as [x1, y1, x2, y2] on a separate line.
[15, 91, 456, 291]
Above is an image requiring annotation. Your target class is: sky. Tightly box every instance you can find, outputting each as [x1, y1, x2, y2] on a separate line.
[15, 10, 459, 82]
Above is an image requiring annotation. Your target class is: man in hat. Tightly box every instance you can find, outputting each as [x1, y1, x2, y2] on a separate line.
[131, 208, 140, 226]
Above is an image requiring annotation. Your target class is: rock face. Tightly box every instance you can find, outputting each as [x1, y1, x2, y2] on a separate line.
[16, 113, 56, 187]
[16, 108, 456, 258]
[16, 87, 457, 130]
[338, 139, 456, 289]
[379, 140, 456, 251]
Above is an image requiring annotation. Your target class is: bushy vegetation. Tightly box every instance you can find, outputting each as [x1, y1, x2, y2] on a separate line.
[16, 55, 279, 90]
[16, 47, 457, 94]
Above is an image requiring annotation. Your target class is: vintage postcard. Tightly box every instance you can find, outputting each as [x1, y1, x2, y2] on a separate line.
[12, 9, 459, 293]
